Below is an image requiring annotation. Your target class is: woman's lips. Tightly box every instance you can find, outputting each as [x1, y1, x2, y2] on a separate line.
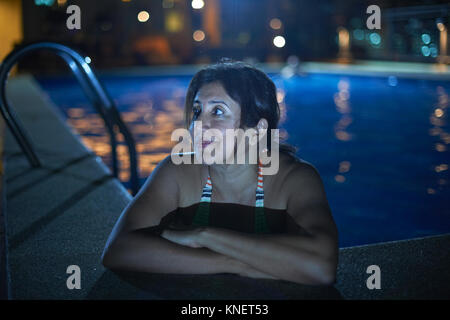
[202, 141, 213, 148]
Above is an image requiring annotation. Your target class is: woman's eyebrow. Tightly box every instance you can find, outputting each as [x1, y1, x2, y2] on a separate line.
[193, 99, 230, 108]
[208, 100, 229, 106]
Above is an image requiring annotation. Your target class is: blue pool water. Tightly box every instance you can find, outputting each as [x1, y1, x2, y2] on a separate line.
[36, 71, 450, 248]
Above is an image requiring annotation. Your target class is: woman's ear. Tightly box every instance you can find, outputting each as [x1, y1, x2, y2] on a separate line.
[257, 118, 269, 131]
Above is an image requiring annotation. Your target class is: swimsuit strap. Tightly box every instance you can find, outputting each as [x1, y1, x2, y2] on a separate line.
[191, 161, 270, 233]
[191, 176, 212, 226]
[254, 161, 270, 233]
[255, 161, 264, 207]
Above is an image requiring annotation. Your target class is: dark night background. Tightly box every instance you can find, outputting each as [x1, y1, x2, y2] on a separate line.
[0, 0, 447, 73]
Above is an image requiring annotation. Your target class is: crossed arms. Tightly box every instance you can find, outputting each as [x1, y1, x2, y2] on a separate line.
[101, 157, 338, 285]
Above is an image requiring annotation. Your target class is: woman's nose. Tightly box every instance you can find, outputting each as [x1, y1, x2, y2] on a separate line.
[198, 115, 211, 130]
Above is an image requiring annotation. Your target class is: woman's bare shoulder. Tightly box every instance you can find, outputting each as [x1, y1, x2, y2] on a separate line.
[272, 152, 323, 194]
[268, 152, 310, 178]
[155, 154, 198, 181]
[262, 152, 307, 206]
[160, 153, 206, 191]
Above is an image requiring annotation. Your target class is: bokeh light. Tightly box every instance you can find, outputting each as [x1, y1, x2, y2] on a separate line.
[434, 108, 444, 117]
[421, 33, 431, 44]
[270, 18, 282, 30]
[273, 35, 285, 48]
[421, 45, 431, 56]
[369, 32, 381, 45]
[191, 0, 204, 9]
[193, 30, 205, 42]
[137, 11, 150, 23]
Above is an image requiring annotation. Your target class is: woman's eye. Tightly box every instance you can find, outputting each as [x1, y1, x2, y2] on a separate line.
[212, 106, 224, 116]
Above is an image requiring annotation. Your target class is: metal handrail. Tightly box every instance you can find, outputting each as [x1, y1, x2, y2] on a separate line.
[0, 42, 140, 195]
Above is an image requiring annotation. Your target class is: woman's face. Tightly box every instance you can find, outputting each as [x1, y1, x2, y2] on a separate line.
[189, 81, 242, 164]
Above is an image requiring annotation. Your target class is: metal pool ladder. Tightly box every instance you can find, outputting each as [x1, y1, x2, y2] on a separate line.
[0, 42, 140, 195]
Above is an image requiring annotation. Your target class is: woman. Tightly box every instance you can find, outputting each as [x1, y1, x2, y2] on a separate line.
[101, 61, 338, 285]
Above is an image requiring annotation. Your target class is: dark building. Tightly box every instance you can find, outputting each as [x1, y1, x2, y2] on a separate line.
[8, 0, 450, 72]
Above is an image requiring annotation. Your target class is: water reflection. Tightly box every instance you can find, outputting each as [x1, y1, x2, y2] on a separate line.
[272, 76, 288, 141]
[67, 92, 185, 191]
[338, 161, 351, 173]
[428, 85, 449, 195]
[333, 79, 352, 183]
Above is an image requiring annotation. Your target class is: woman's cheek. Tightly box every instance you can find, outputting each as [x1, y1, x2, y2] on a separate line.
[189, 127, 203, 161]
[223, 129, 239, 162]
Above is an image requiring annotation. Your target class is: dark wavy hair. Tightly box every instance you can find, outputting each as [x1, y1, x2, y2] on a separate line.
[184, 60, 298, 159]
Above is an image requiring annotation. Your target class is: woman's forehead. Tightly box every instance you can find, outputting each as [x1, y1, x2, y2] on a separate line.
[194, 82, 236, 105]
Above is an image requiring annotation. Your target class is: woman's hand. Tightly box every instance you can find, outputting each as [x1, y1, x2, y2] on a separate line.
[161, 226, 206, 248]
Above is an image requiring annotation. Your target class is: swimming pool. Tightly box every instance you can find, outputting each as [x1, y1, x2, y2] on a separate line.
[35, 70, 450, 248]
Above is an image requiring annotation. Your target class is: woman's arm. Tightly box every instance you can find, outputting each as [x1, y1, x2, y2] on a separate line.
[101, 156, 276, 279]
[161, 162, 338, 285]
[197, 227, 336, 285]
[102, 228, 226, 274]
[103, 225, 276, 278]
